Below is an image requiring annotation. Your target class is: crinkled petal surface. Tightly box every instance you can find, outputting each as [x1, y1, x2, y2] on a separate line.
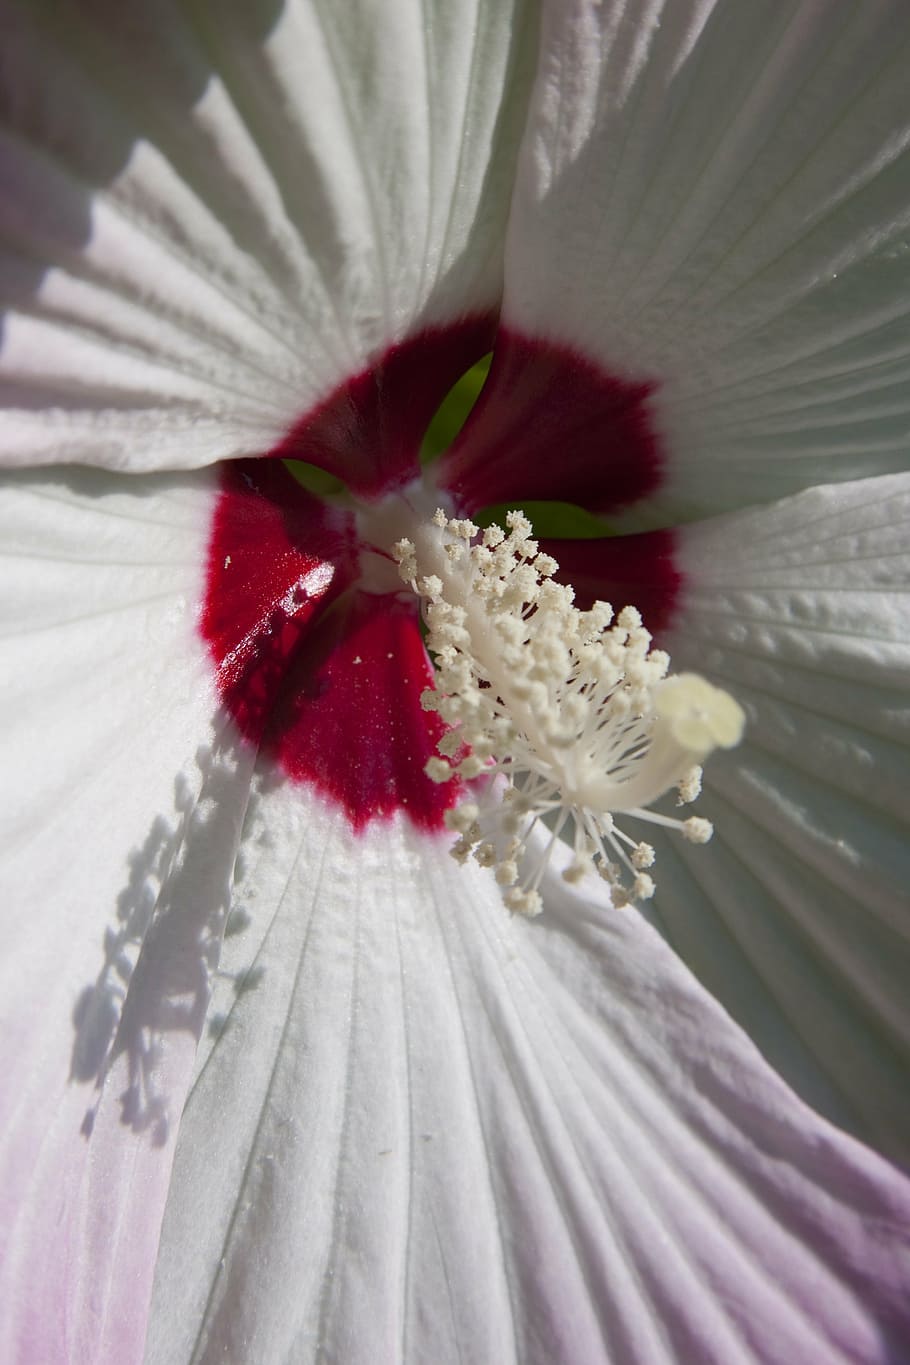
[646, 473, 910, 1164]
[148, 800, 910, 1365]
[493, 0, 910, 523]
[4, 5, 910, 1365]
[0, 0, 536, 472]
[0, 468, 255, 1362]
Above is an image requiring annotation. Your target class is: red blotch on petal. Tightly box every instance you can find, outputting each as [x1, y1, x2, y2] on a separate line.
[266, 591, 455, 832]
[202, 461, 454, 831]
[541, 529, 682, 637]
[438, 328, 664, 516]
[202, 461, 356, 743]
[272, 316, 496, 500]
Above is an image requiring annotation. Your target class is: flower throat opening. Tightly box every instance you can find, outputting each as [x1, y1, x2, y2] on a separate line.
[394, 509, 744, 915]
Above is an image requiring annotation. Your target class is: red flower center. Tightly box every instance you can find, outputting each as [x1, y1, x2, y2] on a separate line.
[201, 321, 682, 831]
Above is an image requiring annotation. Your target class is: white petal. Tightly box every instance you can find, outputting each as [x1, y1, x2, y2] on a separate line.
[651, 472, 910, 1160]
[0, 0, 535, 471]
[148, 789, 910, 1365]
[503, 0, 910, 520]
[0, 467, 254, 1361]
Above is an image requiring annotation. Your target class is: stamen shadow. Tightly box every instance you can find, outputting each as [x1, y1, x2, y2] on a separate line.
[69, 719, 269, 1146]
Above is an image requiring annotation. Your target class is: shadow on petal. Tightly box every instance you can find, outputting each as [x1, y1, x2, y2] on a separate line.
[69, 716, 270, 1145]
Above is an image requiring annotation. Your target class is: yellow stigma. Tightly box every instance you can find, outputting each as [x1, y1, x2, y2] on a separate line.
[394, 510, 745, 916]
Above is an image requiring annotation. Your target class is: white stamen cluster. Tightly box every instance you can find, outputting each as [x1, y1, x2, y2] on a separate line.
[394, 510, 744, 916]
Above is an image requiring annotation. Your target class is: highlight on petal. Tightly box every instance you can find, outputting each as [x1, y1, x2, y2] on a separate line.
[202, 460, 458, 828]
[201, 458, 356, 743]
[0, 467, 255, 1362]
[499, 0, 910, 523]
[0, 0, 537, 473]
[646, 472, 910, 1163]
[147, 791, 910, 1364]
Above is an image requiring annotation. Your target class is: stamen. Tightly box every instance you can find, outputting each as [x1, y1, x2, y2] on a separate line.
[394, 511, 745, 914]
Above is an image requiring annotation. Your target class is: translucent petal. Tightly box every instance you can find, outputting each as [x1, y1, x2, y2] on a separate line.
[0, 0, 536, 471]
[649, 472, 910, 1161]
[0, 467, 255, 1361]
[501, 0, 910, 523]
[148, 792, 910, 1364]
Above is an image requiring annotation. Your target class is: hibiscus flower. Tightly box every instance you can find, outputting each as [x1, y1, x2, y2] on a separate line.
[2, 2, 909, 1363]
